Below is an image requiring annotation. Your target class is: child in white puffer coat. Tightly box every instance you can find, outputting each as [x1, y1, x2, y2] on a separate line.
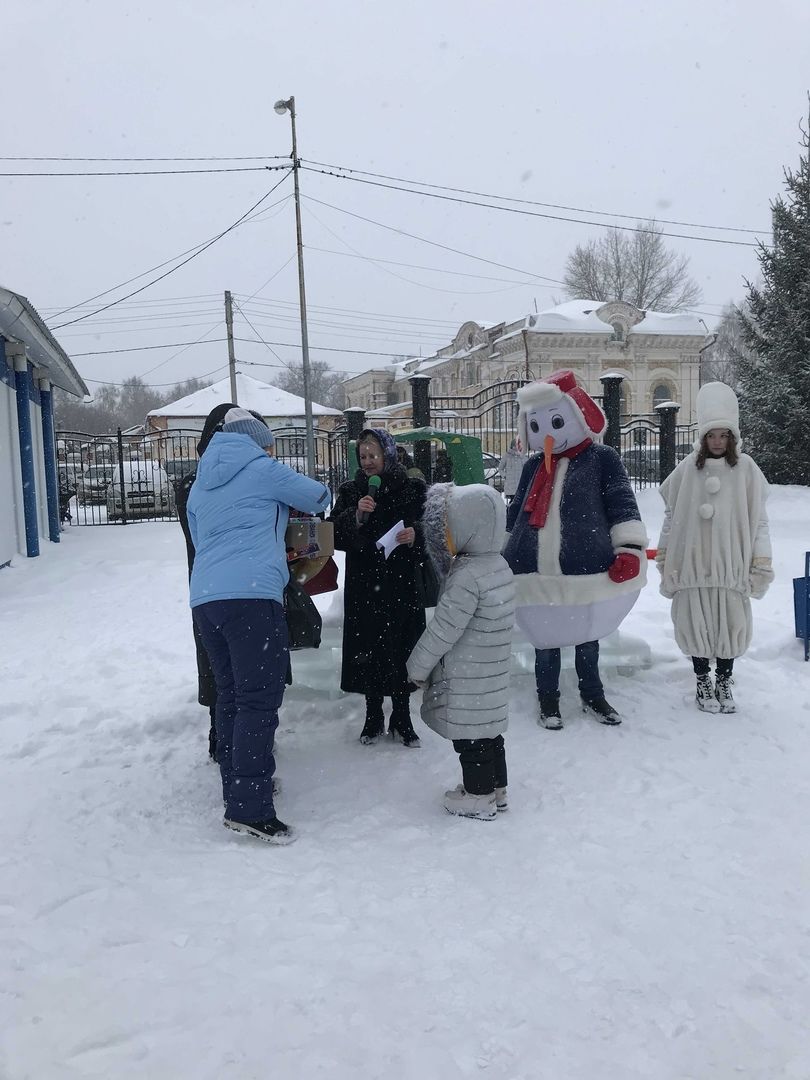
[407, 483, 515, 820]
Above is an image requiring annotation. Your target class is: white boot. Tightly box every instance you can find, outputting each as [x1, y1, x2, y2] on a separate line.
[695, 674, 721, 713]
[714, 674, 736, 714]
[444, 784, 497, 821]
[495, 786, 508, 812]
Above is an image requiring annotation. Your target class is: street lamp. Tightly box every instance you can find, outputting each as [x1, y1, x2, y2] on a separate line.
[274, 95, 316, 479]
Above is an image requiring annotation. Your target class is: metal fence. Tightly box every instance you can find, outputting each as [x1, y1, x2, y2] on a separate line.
[425, 382, 694, 490]
[616, 415, 697, 488]
[56, 424, 348, 526]
[429, 381, 523, 478]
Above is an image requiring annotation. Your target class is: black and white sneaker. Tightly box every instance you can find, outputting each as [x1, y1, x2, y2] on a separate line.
[538, 694, 563, 730]
[695, 675, 721, 713]
[582, 696, 622, 725]
[714, 674, 736, 714]
[223, 816, 296, 845]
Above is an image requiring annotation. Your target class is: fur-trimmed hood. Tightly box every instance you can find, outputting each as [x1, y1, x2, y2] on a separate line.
[422, 483, 507, 575]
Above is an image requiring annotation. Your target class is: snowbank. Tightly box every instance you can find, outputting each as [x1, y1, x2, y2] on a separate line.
[1, 486, 809, 1079]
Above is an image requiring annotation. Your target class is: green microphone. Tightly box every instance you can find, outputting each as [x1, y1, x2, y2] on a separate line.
[359, 474, 382, 523]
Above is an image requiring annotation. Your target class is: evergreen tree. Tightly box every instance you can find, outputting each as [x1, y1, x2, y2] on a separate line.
[737, 114, 810, 485]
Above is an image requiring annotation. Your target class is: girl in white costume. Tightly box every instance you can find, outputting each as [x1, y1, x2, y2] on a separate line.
[657, 383, 774, 713]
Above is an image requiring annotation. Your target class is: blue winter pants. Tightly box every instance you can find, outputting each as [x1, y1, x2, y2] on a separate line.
[535, 640, 603, 702]
[192, 599, 288, 823]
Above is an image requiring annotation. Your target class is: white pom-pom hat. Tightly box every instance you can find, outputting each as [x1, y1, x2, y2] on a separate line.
[696, 382, 741, 445]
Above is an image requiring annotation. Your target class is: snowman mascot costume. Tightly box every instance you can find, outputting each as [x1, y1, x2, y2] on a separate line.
[503, 370, 647, 728]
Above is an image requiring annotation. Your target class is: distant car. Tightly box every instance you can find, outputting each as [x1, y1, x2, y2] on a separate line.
[106, 460, 174, 521]
[78, 464, 115, 505]
[622, 448, 660, 482]
[481, 452, 505, 492]
[164, 458, 196, 482]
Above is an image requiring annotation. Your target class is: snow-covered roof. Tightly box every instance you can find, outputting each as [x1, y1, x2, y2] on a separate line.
[522, 300, 705, 337]
[148, 372, 341, 418]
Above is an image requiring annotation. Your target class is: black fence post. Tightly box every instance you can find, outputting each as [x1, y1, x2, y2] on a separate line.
[343, 406, 366, 444]
[599, 373, 623, 452]
[656, 401, 680, 482]
[116, 428, 128, 525]
[343, 407, 365, 477]
[409, 374, 432, 483]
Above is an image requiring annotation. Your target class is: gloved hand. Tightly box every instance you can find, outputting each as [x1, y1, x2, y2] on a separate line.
[608, 551, 641, 583]
[749, 561, 774, 599]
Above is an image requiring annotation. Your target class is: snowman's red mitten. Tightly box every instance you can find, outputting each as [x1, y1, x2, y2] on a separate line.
[608, 551, 640, 583]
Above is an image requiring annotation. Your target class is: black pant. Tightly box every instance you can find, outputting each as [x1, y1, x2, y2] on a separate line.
[451, 735, 507, 795]
[535, 641, 603, 701]
[366, 692, 411, 719]
[193, 599, 288, 823]
[692, 656, 734, 677]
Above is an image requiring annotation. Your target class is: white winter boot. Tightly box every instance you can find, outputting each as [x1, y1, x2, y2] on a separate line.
[714, 674, 736, 714]
[695, 674, 721, 713]
[495, 786, 508, 812]
[444, 784, 497, 821]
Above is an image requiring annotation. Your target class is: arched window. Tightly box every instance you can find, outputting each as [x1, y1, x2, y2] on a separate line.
[652, 383, 672, 409]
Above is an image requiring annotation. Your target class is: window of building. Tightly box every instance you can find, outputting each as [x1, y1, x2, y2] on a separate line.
[652, 383, 672, 409]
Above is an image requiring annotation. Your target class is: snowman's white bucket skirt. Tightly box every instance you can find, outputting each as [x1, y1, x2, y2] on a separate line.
[516, 590, 642, 649]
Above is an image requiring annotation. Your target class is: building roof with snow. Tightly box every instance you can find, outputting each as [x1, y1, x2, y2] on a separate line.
[147, 372, 341, 422]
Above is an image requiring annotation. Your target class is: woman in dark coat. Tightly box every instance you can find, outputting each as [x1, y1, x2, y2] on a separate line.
[329, 428, 427, 747]
[175, 403, 266, 758]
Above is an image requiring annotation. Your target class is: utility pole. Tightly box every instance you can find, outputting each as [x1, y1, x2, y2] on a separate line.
[224, 290, 238, 404]
[521, 327, 531, 381]
[274, 95, 316, 478]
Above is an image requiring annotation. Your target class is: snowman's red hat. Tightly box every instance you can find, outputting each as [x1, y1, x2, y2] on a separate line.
[516, 369, 606, 451]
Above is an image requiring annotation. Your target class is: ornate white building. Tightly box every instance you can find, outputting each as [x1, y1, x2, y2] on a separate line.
[343, 300, 709, 423]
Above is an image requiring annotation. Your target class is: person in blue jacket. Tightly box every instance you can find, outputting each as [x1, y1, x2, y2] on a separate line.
[187, 407, 330, 845]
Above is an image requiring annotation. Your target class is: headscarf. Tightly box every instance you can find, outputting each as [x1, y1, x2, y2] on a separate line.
[358, 427, 398, 472]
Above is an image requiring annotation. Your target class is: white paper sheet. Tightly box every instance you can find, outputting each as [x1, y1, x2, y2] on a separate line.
[375, 519, 405, 560]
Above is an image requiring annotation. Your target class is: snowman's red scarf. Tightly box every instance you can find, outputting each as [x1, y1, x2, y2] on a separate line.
[524, 439, 592, 528]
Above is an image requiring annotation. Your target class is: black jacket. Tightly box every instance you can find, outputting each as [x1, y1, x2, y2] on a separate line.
[176, 469, 218, 707]
[330, 465, 427, 695]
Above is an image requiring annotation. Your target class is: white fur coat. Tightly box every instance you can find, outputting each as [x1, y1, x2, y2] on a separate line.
[657, 452, 773, 658]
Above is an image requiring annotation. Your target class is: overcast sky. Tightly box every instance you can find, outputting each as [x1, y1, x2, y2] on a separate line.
[3, 0, 809, 399]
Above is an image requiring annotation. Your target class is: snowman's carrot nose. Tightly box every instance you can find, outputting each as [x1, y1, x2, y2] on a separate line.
[544, 434, 555, 474]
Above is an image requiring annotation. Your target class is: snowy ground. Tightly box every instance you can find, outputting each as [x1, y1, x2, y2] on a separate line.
[2, 487, 810, 1079]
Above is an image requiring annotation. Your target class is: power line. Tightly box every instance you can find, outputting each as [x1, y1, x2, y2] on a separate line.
[0, 155, 284, 162]
[71, 336, 424, 360]
[0, 165, 286, 177]
[237, 293, 462, 328]
[52, 172, 293, 329]
[303, 194, 566, 284]
[135, 254, 299, 381]
[302, 158, 770, 237]
[231, 297, 295, 374]
[304, 201, 534, 298]
[303, 165, 760, 249]
[82, 365, 230, 388]
[306, 247, 542, 288]
[49, 190, 291, 321]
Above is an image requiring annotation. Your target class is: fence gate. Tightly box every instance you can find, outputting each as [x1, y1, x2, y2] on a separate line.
[429, 381, 523, 483]
[56, 424, 347, 526]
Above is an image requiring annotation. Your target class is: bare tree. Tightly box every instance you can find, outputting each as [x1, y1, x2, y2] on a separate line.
[563, 221, 702, 311]
[700, 303, 754, 388]
[273, 360, 346, 411]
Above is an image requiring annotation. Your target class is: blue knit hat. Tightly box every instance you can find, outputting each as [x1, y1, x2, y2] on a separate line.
[222, 407, 275, 448]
